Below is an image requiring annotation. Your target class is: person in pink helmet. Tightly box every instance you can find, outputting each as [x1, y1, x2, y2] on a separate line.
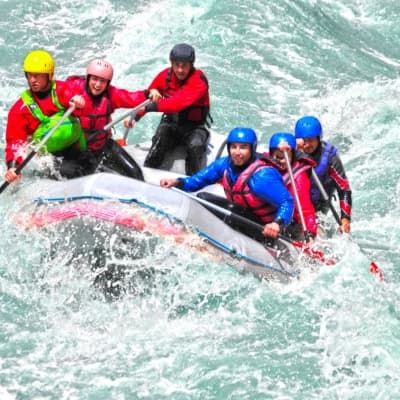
[59, 59, 152, 179]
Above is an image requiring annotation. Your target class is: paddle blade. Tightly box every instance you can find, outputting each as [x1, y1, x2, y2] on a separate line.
[116, 138, 127, 146]
[292, 241, 336, 266]
[370, 261, 384, 281]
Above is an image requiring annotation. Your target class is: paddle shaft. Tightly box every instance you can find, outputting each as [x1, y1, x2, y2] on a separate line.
[311, 168, 341, 225]
[121, 113, 137, 144]
[311, 168, 384, 280]
[283, 150, 309, 240]
[85, 99, 151, 146]
[172, 187, 264, 231]
[103, 99, 150, 131]
[0, 104, 76, 194]
[170, 187, 335, 265]
[214, 139, 227, 160]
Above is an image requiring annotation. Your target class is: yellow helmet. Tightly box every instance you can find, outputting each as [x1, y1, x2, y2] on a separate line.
[23, 50, 55, 80]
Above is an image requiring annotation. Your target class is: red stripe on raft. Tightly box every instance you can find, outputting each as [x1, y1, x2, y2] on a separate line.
[28, 203, 145, 230]
[23, 202, 215, 256]
[24, 202, 189, 237]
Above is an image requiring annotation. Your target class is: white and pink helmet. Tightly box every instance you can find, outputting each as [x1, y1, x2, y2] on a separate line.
[86, 59, 114, 81]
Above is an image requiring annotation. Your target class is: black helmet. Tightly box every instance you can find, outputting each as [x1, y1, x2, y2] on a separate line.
[169, 43, 195, 63]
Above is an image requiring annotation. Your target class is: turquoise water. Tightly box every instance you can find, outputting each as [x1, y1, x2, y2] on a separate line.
[1, 0, 399, 399]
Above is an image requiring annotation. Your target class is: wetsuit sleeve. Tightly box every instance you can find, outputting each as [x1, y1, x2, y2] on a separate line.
[56, 78, 86, 117]
[144, 70, 208, 114]
[4, 99, 34, 165]
[179, 157, 228, 192]
[148, 69, 167, 91]
[108, 86, 148, 111]
[55, 80, 74, 108]
[249, 167, 294, 226]
[291, 171, 318, 235]
[133, 69, 167, 121]
[329, 153, 352, 220]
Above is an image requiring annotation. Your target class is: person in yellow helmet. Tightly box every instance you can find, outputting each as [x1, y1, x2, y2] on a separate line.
[4, 49, 85, 183]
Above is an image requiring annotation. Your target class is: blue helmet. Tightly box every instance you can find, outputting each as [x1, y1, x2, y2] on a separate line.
[226, 127, 258, 154]
[169, 43, 195, 63]
[269, 132, 296, 151]
[294, 116, 322, 139]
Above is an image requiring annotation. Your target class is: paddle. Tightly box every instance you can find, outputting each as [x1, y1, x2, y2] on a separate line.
[0, 104, 77, 195]
[116, 125, 132, 147]
[86, 99, 151, 146]
[311, 169, 341, 225]
[283, 150, 311, 242]
[115, 109, 141, 147]
[104, 99, 150, 132]
[311, 168, 384, 281]
[171, 187, 335, 266]
[214, 139, 227, 160]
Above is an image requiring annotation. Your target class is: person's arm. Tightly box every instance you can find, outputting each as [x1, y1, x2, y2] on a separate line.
[160, 178, 182, 188]
[179, 157, 227, 192]
[55, 79, 86, 115]
[160, 158, 228, 191]
[160, 157, 227, 192]
[144, 70, 208, 114]
[106, 85, 148, 111]
[328, 153, 352, 232]
[247, 167, 294, 239]
[250, 167, 294, 227]
[128, 70, 167, 124]
[5, 100, 33, 166]
[4, 100, 34, 182]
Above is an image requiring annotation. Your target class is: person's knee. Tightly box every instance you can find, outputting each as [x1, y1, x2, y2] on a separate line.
[59, 160, 86, 179]
[153, 123, 174, 144]
[145, 125, 176, 168]
[185, 130, 208, 174]
[105, 140, 144, 180]
[186, 130, 208, 157]
[144, 139, 167, 167]
[187, 129, 209, 150]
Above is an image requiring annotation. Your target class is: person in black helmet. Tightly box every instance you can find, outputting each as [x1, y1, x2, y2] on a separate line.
[124, 43, 211, 175]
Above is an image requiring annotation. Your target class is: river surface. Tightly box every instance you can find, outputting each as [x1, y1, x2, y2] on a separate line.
[0, 1, 399, 399]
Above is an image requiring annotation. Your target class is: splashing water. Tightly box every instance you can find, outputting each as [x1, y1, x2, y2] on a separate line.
[0, 0, 399, 399]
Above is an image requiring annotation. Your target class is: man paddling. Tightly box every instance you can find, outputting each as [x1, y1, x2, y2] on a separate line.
[265, 132, 317, 243]
[4, 49, 85, 183]
[124, 43, 211, 175]
[295, 116, 352, 233]
[160, 127, 294, 241]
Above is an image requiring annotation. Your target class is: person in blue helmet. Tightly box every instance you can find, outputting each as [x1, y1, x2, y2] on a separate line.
[295, 116, 352, 233]
[263, 132, 317, 243]
[160, 127, 294, 241]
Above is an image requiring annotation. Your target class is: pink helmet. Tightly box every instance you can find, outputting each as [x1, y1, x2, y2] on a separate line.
[86, 59, 113, 81]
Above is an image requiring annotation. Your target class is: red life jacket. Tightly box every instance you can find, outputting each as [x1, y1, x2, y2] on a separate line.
[281, 155, 314, 186]
[221, 159, 277, 223]
[164, 67, 210, 125]
[278, 154, 318, 234]
[66, 76, 113, 150]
